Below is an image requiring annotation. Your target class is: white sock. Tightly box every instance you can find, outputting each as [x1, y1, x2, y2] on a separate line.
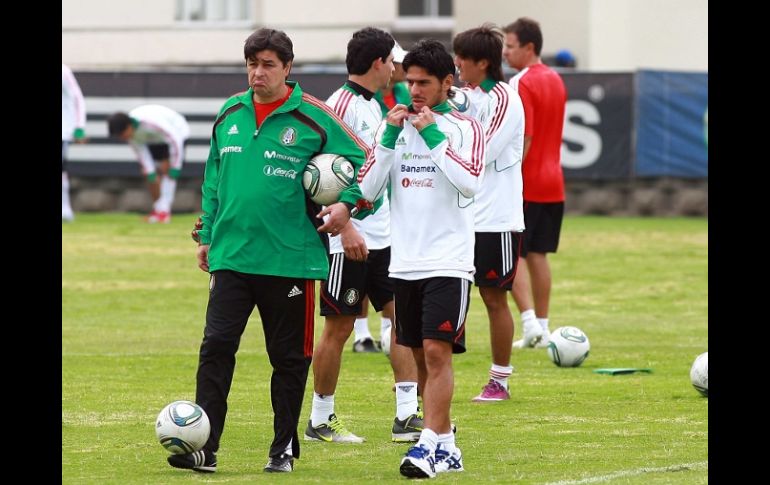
[538, 318, 550, 335]
[380, 317, 392, 340]
[489, 364, 513, 389]
[62, 172, 73, 216]
[283, 438, 293, 456]
[521, 309, 537, 327]
[395, 381, 419, 420]
[353, 317, 373, 342]
[416, 428, 438, 452]
[310, 393, 335, 427]
[437, 432, 456, 453]
[155, 177, 176, 213]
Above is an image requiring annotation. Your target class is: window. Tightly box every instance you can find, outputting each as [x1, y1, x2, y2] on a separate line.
[398, 0, 453, 17]
[395, 0, 454, 49]
[176, 0, 251, 24]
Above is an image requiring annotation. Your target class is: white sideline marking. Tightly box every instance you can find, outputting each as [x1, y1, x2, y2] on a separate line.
[542, 461, 708, 485]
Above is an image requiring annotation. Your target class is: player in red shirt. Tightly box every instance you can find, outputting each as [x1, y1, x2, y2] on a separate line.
[503, 17, 567, 348]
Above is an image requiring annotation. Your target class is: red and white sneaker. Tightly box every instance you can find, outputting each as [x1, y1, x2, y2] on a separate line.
[147, 211, 171, 224]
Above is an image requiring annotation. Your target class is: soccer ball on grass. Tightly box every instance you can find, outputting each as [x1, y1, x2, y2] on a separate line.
[546, 326, 590, 367]
[155, 400, 211, 454]
[690, 351, 708, 397]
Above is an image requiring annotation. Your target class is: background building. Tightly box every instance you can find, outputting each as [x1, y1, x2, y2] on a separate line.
[63, 0, 707, 71]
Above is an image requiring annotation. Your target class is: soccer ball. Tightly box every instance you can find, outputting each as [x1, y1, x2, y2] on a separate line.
[447, 86, 471, 113]
[155, 400, 211, 454]
[546, 326, 590, 367]
[690, 351, 708, 397]
[302, 153, 356, 206]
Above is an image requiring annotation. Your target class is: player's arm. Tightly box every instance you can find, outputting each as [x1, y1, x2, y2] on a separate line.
[412, 107, 484, 198]
[484, 87, 523, 166]
[358, 106, 408, 203]
[517, 84, 535, 160]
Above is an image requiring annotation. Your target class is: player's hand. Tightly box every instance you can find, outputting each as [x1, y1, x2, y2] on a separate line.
[197, 244, 210, 272]
[191, 216, 203, 244]
[340, 222, 368, 261]
[411, 106, 435, 131]
[317, 202, 351, 237]
[386, 104, 409, 128]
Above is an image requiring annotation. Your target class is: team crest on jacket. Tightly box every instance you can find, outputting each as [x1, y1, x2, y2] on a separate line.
[280, 127, 297, 146]
[343, 288, 360, 306]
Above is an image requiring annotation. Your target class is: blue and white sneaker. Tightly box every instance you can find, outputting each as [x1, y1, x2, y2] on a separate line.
[399, 444, 436, 478]
[434, 444, 464, 473]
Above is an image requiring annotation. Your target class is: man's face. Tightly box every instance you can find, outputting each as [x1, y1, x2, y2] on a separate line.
[118, 125, 134, 142]
[503, 32, 527, 70]
[454, 55, 486, 85]
[377, 53, 396, 90]
[247, 49, 291, 100]
[406, 66, 451, 112]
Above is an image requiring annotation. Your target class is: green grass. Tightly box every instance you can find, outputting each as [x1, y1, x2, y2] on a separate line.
[62, 214, 708, 484]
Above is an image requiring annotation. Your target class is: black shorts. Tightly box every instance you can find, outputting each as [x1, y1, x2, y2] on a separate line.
[520, 201, 564, 257]
[474, 232, 522, 289]
[320, 247, 393, 316]
[393, 277, 470, 354]
[148, 143, 170, 161]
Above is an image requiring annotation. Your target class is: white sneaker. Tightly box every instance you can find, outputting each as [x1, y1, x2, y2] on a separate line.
[522, 319, 545, 347]
[512, 338, 525, 348]
[434, 444, 464, 473]
[534, 330, 551, 348]
[399, 445, 436, 478]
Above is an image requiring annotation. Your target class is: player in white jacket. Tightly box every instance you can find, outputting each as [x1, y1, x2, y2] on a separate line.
[357, 39, 485, 478]
[453, 25, 525, 403]
[304, 27, 422, 445]
[62, 64, 87, 222]
[107, 105, 190, 223]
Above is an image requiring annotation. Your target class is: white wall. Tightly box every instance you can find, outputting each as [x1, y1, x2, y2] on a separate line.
[62, 0, 707, 70]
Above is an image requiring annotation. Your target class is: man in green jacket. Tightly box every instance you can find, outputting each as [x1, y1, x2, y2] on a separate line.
[168, 27, 372, 475]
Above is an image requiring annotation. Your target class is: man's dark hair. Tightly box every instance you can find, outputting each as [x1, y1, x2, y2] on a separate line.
[402, 39, 456, 93]
[503, 17, 543, 56]
[107, 112, 132, 137]
[244, 28, 294, 65]
[453, 24, 505, 82]
[346, 27, 395, 75]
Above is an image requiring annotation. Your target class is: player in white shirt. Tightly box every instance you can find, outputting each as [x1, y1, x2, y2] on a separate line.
[453, 25, 525, 403]
[358, 39, 485, 478]
[107, 105, 190, 223]
[62, 64, 86, 222]
[305, 27, 424, 445]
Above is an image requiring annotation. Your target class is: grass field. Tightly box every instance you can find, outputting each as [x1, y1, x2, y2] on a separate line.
[62, 214, 708, 484]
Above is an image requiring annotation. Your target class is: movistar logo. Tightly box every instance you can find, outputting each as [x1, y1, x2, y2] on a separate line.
[401, 152, 431, 161]
[264, 150, 302, 163]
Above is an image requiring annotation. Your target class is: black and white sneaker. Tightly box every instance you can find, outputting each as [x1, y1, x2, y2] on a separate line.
[167, 449, 217, 473]
[264, 453, 294, 473]
[352, 337, 380, 353]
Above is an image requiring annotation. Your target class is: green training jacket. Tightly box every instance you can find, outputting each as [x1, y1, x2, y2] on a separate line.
[198, 81, 371, 280]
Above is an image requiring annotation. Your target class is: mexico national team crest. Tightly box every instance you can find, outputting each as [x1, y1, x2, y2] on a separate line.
[280, 127, 297, 146]
[343, 288, 360, 306]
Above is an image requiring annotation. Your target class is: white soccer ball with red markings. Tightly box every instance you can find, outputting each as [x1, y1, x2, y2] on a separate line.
[155, 401, 211, 454]
[546, 326, 590, 367]
[302, 153, 355, 205]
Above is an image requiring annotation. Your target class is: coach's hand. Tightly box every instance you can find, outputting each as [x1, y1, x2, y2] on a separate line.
[197, 244, 210, 272]
[317, 202, 351, 237]
[191, 216, 203, 244]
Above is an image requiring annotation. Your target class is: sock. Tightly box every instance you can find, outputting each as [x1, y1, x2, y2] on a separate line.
[380, 317, 392, 341]
[416, 428, 438, 452]
[353, 317, 373, 342]
[310, 393, 335, 427]
[521, 309, 537, 327]
[283, 438, 293, 457]
[155, 176, 176, 213]
[538, 317, 550, 335]
[395, 381, 419, 420]
[62, 172, 73, 216]
[489, 364, 513, 389]
[437, 432, 456, 453]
